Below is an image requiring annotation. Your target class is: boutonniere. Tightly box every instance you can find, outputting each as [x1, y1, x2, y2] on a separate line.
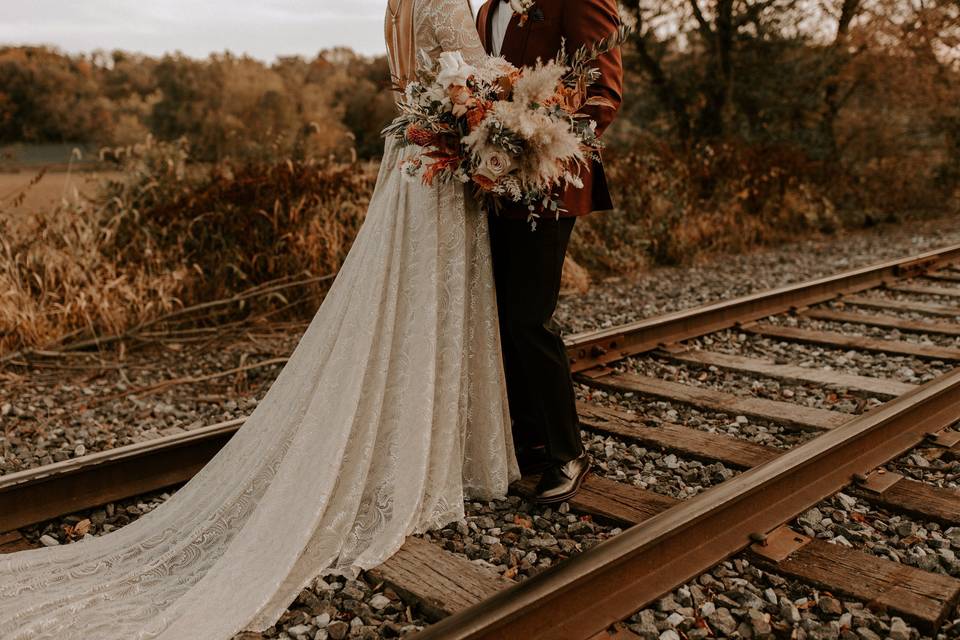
[508, 0, 543, 27]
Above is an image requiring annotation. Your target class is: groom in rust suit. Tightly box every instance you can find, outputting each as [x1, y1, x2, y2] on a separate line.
[476, 0, 624, 503]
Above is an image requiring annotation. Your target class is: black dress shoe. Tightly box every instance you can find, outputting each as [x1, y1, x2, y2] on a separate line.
[534, 452, 591, 504]
[516, 445, 551, 476]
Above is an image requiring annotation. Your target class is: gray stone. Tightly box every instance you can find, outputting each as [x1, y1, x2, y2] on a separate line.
[887, 617, 910, 640]
[708, 608, 738, 636]
[945, 527, 960, 546]
[748, 609, 772, 636]
[287, 625, 312, 638]
[340, 585, 365, 601]
[529, 534, 558, 548]
[806, 622, 840, 640]
[818, 596, 842, 615]
[368, 594, 391, 611]
[781, 603, 801, 624]
[666, 612, 685, 627]
[657, 595, 681, 612]
[628, 620, 659, 640]
[326, 621, 349, 640]
[836, 493, 857, 510]
[39, 534, 60, 547]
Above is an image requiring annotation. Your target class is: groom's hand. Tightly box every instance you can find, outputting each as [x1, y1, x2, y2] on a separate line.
[562, 0, 624, 139]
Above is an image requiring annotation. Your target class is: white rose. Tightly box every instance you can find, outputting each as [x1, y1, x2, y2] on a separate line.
[436, 51, 477, 88]
[509, 0, 526, 13]
[475, 149, 515, 182]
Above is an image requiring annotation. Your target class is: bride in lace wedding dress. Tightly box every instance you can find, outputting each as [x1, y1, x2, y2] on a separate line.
[0, 1, 519, 637]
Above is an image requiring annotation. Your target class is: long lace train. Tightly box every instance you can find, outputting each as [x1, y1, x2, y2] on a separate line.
[0, 133, 520, 638]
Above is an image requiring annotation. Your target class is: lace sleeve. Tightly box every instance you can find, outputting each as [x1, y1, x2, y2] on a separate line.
[417, 0, 489, 66]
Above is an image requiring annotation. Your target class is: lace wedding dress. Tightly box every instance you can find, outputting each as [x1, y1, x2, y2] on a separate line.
[0, 2, 518, 637]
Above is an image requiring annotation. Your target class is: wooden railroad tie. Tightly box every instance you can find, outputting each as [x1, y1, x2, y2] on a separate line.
[750, 526, 960, 633]
[888, 283, 960, 299]
[840, 295, 960, 318]
[655, 346, 916, 398]
[580, 371, 850, 431]
[744, 324, 960, 361]
[802, 308, 960, 338]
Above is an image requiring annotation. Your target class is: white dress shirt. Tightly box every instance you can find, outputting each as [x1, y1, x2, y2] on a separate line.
[490, 1, 513, 56]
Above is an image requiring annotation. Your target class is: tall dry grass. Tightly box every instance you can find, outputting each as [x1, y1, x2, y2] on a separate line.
[569, 137, 952, 274]
[2, 134, 955, 359]
[0, 137, 377, 357]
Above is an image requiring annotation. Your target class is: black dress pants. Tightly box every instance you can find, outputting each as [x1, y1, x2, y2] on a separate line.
[488, 214, 583, 465]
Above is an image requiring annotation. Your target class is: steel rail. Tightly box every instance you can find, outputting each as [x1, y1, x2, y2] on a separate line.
[564, 243, 960, 372]
[414, 369, 960, 640]
[0, 419, 242, 532]
[1, 244, 959, 532]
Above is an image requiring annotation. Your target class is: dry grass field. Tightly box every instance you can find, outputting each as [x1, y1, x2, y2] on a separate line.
[0, 147, 380, 359]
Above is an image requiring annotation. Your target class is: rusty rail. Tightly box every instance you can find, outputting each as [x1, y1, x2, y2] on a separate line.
[415, 370, 960, 640]
[0, 420, 242, 531]
[565, 243, 960, 372]
[3, 244, 959, 532]
[1, 244, 960, 638]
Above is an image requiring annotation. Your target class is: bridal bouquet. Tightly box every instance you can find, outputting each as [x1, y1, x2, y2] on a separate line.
[382, 10, 634, 228]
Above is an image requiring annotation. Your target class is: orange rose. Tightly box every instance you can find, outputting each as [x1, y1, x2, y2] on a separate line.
[466, 104, 489, 129]
[406, 125, 435, 147]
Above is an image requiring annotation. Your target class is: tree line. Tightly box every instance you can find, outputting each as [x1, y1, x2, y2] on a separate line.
[0, 46, 396, 162]
[1, 0, 958, 219]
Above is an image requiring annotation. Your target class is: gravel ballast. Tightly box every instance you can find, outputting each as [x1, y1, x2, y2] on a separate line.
[4, 217, 960, 637]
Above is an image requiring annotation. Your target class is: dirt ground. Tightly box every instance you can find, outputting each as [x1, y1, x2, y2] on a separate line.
[0, 171, 121, 238]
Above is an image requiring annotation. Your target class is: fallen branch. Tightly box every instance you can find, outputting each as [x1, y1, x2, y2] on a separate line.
[1, 271, 335, 365]
[86, 356, 291, 405]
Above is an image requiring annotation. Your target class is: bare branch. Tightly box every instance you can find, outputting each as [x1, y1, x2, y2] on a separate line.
[688, 0, 716, 42]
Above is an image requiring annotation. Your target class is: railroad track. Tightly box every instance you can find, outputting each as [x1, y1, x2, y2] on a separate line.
[3, 244, 960, 638]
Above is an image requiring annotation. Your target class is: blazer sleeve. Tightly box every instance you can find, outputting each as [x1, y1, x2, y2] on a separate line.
[560, 0, 624, 138]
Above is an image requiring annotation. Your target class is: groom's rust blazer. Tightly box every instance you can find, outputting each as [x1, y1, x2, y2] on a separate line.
[476, 0, 624, 219]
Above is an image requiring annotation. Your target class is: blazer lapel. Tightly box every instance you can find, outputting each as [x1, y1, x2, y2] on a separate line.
[500, 12, 532, 63]
[477, 1, 494, 55]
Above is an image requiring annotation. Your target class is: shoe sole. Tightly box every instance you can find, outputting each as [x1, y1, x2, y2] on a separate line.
[534, 463, 591, 505]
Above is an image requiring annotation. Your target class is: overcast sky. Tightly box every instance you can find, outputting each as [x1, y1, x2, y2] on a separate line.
[0, 0, 474, 60]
